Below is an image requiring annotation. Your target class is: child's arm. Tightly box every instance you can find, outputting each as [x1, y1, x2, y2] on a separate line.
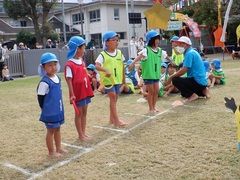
[37, 95, 45, 109]
[128, 54, 143, 71]
[65, 77, 75, 100]
[95, 62, 111, 77]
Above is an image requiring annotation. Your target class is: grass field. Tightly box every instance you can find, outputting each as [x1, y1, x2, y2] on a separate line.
[1, 55, 240, 180]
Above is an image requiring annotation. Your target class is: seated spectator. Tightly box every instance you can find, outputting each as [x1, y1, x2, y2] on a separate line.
[87, 64, 100, 92]
[209, 59, 226, 88]
[232, 42, 240, 60]
[45, 39, 56, 49]
[2, 63, 14, 82]
[163, 63, 179, 97]
[120, 77, 135, 94]
[125, 59, 140, 89]
[18, 42, 29, 50]
[158, 62, 167, 97]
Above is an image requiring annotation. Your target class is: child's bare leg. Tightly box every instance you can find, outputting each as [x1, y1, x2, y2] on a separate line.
[146, 84, 155, 113]
[54, 127, 68, 154]
[209, 76, 216, 88]
[79, 105, 92, 140]
[153, 82, 159, 112]
[92, 78, 98, 91]
[203, 87, 211, 99]
[46, 128, 63, 158]
[108, 91, 126, 126]
[75, 112, 87, 141]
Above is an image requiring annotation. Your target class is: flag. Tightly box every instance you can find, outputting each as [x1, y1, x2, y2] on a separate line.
[154, 0, 162, 3]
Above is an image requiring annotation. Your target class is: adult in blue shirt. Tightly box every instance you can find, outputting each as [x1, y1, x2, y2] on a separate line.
[166, 36, 210, 102]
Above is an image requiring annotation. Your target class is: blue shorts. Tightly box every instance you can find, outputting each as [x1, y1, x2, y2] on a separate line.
[45, 120, 64, 129]
[104, 84, 120, 94]
[76, 97, 91, 107]
[144, 79, 159, 85]
[122, 88, 133, 94]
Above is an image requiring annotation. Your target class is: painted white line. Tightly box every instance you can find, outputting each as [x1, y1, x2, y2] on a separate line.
[0, 161, 35, 176]
[61, 142, 86, 150]
[93, 125, 128, 133]
[124, 112, 152, 118]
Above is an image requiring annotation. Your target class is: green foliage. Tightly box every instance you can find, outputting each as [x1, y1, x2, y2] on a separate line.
[16, 29, 36, 49]
[3, 0, 26, 20]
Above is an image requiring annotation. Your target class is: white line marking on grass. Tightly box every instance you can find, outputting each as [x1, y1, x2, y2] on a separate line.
[93, 125, 128, 133]
[0, 161, 35, 176]
[61, 142, 86, 150]
[124, 112, 152, 118]
[26, 106, 174, 179]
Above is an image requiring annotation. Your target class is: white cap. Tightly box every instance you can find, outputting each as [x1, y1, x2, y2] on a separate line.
[175, 36, 192, 45]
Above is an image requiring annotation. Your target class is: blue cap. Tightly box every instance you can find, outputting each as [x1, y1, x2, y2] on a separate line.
[87, 64, 96, 72]
[211, 59, 221, 70]
[170, 36, 179, 42]
[40, 52, 58, 65]
[146, 30, 160, 45]
[102, 31, 118, 50]
[203, 61, 210, 72]
[126, 59, 133, 65]
[67, 36, 86, 59]
[161, 62, 168, 68]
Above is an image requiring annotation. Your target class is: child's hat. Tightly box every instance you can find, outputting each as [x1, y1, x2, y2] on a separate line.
[87, 64, 96, 72]
[126, 59, 133, 66]
[203, 61, 210, 72]
[161, 62, 168, 68]
[40, 52, 58, 65]
[102, 31, 118, 50]
[38, 52, 60, 76]
[146, 30, 160, 45]
[211, 59, 221, 70]
[67, 36, 86, 59]
[170, 36, 179, 42]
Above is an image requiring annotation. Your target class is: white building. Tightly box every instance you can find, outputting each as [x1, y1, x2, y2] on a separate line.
[53, 0, 153, 48]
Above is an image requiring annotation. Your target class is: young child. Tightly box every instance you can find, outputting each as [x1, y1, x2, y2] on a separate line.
[2, 63, 14, 82]
[163, 63, 179, 97]
[129, 30, 173, 113]
[125, 59, 140, 89]
[120, 77, 135, 94]
[95, 31, 126, 126]
[37, 52, 67, 158]
[158, 62, 168, 97]
[87, 64, 100, 92]
[64, 36, 94, 141]
[209, 59, 226, 88]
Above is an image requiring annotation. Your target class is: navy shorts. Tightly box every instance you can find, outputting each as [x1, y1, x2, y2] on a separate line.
[104, 84, 120, 94]
[76, 97, 91, 107]
[144, 79, 159, 85]
[45, 120, 64, 129]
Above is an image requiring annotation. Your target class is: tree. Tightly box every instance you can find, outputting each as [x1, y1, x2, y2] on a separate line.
[3, 0, 59, 44]
[16, 29, 36, 49]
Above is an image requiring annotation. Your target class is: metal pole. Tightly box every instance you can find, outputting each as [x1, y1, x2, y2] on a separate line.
[61, 0, 67, 42]
[126, 0, 130, 59]
[79, 3, 84, 38]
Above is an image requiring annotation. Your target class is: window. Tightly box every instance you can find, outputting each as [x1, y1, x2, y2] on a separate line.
[89, 9, 100, 23]
[20, 21, 27, 27]
[114, 8, 119, 20]
[72, 13, 84, 25]
[116, 32, 125, 40]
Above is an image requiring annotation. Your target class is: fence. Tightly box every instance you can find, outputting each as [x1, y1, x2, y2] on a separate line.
[1, 45, 172, 77]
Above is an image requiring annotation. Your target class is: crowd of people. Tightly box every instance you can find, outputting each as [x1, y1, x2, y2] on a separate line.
[35, 30, 228, 158]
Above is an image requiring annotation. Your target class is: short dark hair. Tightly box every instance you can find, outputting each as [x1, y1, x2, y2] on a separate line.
[147, 35, 160, 46]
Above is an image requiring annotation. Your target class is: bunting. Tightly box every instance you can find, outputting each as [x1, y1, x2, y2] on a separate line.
[169, 0, 201, 11]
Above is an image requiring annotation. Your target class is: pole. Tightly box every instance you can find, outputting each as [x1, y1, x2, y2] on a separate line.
[61, 0, 67, 42]
[79, 3, 84, 38]
[131, 0, 135, 37]
[126, 0, 130, 59]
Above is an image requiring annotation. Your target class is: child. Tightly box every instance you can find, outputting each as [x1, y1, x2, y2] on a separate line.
[120, 77, 135, 94]
[2, 63, 14, 82]
[64, 36, 94, 141]
[129, 30, 173, 113]
[37, 52, 67, 158]
[158, 62, 168, 97]
[209, 59, 226, 88]
[125, 59, 140, 89]
[170, 36, 184, 67]
[87, 64, 100, 92]
[95, 31, 126, 126]
[203, 61, 211, 85]
[163, 63, 179, 97]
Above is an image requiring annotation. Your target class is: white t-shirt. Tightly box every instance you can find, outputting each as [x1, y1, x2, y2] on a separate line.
[65, 58, 84, 78]
[37, 75, 59, 95]
[95, 50, 125, 65]
[138, 48, 168, 61]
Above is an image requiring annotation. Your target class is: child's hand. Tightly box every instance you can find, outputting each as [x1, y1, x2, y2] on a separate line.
[70, 95, 76, 101]
[128, 63, 134, 71]
[105, 69, 111, 77]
